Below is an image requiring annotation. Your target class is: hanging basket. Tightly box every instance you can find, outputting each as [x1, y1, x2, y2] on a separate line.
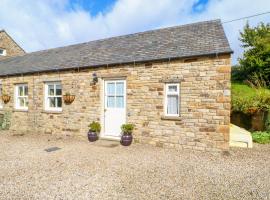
[63, 94, 75, 104]
[1, 94, 11, 104]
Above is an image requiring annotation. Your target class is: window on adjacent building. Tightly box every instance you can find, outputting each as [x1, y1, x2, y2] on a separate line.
[44, 82, 62, 111]
[15, 84, 28, 110]
[0, 49, 6, 56]
[164, 83, 180, 116]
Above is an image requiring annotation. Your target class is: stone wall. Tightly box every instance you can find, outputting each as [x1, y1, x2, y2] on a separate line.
[0, 31, 25, 60]
[0, 54, 231, 151]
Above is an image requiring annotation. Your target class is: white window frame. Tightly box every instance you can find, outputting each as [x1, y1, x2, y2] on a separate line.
[164, 83, 180, 117]
[44, 82, 62, 112]
[0, 49, 6, 56]
[14, 84, 28, 110]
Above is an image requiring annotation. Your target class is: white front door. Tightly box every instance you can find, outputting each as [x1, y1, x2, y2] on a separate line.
[104, 80, 126, 138]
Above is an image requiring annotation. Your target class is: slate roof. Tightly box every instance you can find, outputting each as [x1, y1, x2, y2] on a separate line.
[0, 19, 232, 76]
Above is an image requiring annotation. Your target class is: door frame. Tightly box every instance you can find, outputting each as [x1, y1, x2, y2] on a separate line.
[100, 78, 127, 140]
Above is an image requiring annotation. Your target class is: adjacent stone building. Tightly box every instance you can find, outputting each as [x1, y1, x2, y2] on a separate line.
[0, 20, 232, 151]
[0, 30, 25, 60]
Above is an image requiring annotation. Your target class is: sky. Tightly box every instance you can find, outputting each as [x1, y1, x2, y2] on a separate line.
[0, 0, 269, 64]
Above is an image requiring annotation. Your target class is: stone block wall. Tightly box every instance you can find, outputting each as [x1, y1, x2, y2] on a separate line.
[0, 31, 25, 60]
[0, 54, 231, 151]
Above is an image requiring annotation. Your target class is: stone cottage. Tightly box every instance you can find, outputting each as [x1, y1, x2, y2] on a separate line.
[0, 29, 25, 60]
[0, 20, 232, 151]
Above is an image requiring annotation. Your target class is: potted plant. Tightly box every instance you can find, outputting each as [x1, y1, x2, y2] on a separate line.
[120, 123, 135, 146]
[1, 93, 11, 104]
[63, 92, 75, 104]
[87, 121, 101, 142]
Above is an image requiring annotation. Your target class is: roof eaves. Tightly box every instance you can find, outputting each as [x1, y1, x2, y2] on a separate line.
[0, 50, 233, 77]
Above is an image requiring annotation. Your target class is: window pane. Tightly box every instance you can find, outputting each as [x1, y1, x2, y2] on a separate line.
[24, 86, 28, 96]
[167, 95, 178, 115]
[116, 82, 124, 95]
[49, 97, 56, 107]
[56, 84, 62, 95]
[19, 97, 24, 107]
[56, 97, 62, 108]
[48, 85, 54, 96]
[25, 98, 29, 107]
[18, 86, 24, 96]
[107, 96, 115, 108]
[116, 96, 124, 108]
[168, 85, 177, 92]
[107, 83, 115, 95]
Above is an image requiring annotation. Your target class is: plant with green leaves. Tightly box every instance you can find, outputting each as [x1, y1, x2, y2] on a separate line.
[0, 111, 11, 130]
[252, 131, 270, 144]
[121, 124, 135, 135]
[88, 121, 101, 133]
[231, 83, 270, 113]
[237, 22, 270, 87]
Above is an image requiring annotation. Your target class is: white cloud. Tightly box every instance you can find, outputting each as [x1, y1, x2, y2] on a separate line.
[0, 0, 269, 64]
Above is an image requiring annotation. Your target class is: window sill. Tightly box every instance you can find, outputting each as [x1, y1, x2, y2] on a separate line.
[42, 110, 62, 114]
[161, 116, 182, 121]
[13, 109, 28, 112]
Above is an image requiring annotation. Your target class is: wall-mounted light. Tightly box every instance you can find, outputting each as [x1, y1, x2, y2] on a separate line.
[92, 72, 98, 85]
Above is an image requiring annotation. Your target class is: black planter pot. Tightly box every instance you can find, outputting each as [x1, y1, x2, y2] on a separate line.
[121, 134, 133, 146]
[87, 131, 98, 142]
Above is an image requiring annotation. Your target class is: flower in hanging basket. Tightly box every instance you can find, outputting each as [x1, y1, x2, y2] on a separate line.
[1, 94, 11, 104]
[63, 92, 75, 104]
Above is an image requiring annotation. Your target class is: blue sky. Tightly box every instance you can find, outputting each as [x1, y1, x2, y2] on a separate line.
[67, 0, 117, 15]
[0, 0, 269, 64]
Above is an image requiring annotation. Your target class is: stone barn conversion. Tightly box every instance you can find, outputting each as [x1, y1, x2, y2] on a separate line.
[0, 20, 232, 151]
[0, 29, 25, 60]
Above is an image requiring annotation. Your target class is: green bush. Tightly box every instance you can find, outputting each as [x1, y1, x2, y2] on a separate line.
[121, 124, 134, 135]
[252, 131, 270, 144]
[232, 83, 270, 113]
[88, 121, 101, 133]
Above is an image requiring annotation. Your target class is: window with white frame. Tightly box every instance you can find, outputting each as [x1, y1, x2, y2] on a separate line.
[0, 49, 6, 56]
[15, 84, 28, 110]
[164, 83, 180, 116]
[44, 82, 62, 111]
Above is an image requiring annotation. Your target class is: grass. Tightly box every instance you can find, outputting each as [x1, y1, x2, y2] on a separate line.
[232, 83, 258, 99]
[252, 131, 270, 144]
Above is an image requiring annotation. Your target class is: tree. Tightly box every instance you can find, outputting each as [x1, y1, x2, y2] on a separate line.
[238, 22, 270, 87]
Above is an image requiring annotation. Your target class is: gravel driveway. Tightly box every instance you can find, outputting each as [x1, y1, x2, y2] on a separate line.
[0, 132, 269, 200]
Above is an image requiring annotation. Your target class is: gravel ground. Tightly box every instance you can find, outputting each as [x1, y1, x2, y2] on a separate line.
[0, 132, 269, 200]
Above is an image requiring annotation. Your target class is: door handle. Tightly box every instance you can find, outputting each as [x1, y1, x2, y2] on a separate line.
[104, 108, 107, 112]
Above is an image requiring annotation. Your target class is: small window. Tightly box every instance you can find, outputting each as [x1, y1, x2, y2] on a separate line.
[165, 83, 180, 116]
[15, 84, 28, 110]
[44, 82, 62, 111]
[0, 49, 6, 56]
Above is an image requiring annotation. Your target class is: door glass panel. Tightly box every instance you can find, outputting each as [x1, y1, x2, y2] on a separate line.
[116, 82, 124, 95]
[107, 96, 115, 108]
[116, 96, 124, 108]
[107, 83, 115, 95]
